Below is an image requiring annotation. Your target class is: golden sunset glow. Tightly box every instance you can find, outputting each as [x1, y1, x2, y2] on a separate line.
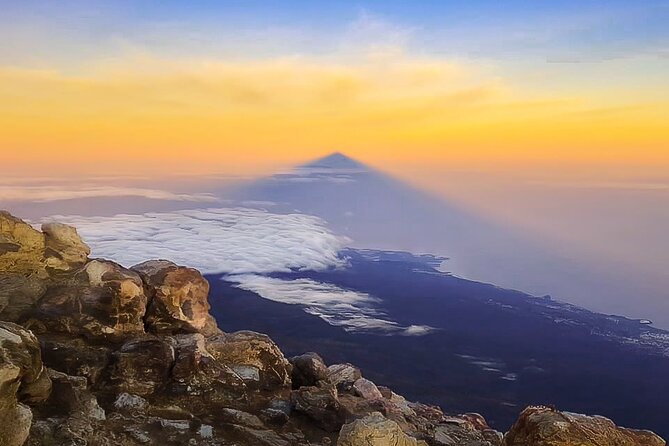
[2, 49, 668, 176]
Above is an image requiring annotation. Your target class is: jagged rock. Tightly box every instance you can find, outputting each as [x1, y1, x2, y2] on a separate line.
[30, 260, 148, 340]
[504, 406, 666, 446]
[41, 222, 90, 273]
[0, 322, 51, 446]
[46, 369, 105, 421]
[291, 384, 344, 432]
[132, 260, 218, 335]
[168, 333, 247, 406]
[328, 363, 362, 391]
[291, 352, 328, 388]
[206, 330, 292, 389]
[352, 378, 383, 400]
[109, 336, 175, 395]
[40, 335, 111, 385]
[0, 212, 45, 276]
[337, 412, 428, 446]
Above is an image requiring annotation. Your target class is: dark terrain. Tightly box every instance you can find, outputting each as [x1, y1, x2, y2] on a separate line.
[210, 249, 669, 437]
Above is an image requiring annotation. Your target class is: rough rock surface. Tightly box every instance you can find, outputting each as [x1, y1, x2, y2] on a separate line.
[338, 412, 428, 446]
[504, 406, 665, 446]
[41, 222, 90, 273]
[291, 352, 329, 388]
[29, 259, 148, 341]
[0, 212, 45, 275]
[132, 260, 218, 335]
[0, 211, 665, 446]
[0, 322, 51, 446]
[206, 330, 292, 389]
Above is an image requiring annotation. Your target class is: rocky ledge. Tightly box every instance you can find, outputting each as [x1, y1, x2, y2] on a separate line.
[0, 210, 665, 446]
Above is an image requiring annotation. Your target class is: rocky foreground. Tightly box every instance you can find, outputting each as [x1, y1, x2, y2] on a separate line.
[0, 210, 665, 446]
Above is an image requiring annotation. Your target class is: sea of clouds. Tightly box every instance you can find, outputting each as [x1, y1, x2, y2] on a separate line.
[44, 208, 434, 335]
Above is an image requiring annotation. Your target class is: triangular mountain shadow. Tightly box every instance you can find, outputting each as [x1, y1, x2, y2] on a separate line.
[227, 152, 656, 321]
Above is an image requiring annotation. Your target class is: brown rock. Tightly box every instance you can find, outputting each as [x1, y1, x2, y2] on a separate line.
[168, 333, 247, 405]
[291, 352, 328, 388]
[206, 330, 292, 390]
[30, 260, 148, 341]
[337, 412, 428, 446]
[352, 378, 383, 400]
[291, 384, 344, 432]
[40, 335, 111, 385]
[0, 273, 46, 323]
[45, 369, 105, 421]
[0, 322, 51, 446]
[0, 211, 45, 276]
[109, 336, 175, 395]
[504, 406, 665, 446]
[41, 222, 90, 274]
[328, 363, 362, 391]
[132, 260, 218, 335]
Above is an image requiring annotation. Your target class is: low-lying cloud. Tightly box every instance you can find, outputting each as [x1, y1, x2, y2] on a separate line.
[44, 208, 348, 274]
[229, 274, 436, 336]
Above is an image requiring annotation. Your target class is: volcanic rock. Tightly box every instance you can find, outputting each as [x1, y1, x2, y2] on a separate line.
[41, 222, 90, 273]
[337, 412, 427, 446]
[206, 330, 292, 389]
[0, 321, 51, 446]
[132, 260, 218, 335]
[291, 384, 344, 432]
[291, 352, 328, 388]
[504, 406, 666, 446]
[30, 259, 147, 341]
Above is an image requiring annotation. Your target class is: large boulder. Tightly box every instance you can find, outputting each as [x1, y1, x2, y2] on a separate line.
[132, 260, 218, 335]
[504, 406, 666, 446]
[41, 222, 90, 273]
[337, 412, 428, 446]
[206, 331, 292, 390]
[29, 260, 148, 341]
[0, 322, 51, 446]
[290, 352, 328, 388]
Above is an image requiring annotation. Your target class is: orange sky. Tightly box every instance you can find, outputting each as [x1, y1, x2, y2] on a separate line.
[2, 5, 668, 179]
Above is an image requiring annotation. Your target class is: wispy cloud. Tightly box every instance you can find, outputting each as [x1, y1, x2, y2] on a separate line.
[0, 186, 219, 202]
[230, 274, 436, 336]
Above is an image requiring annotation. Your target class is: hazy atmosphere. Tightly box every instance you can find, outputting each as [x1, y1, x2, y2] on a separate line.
[1, 2, 669, 444]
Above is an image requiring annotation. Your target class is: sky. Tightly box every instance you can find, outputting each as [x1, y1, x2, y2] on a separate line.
[1, 0, 668, 177]
[1, 1, 668, 324]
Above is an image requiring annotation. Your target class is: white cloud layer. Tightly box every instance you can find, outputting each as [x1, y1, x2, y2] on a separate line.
[229, 274, 436, 336]
[44, 208, 348, 274]
[1, 186, 219, 202]
[44, 207, 434, 335]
